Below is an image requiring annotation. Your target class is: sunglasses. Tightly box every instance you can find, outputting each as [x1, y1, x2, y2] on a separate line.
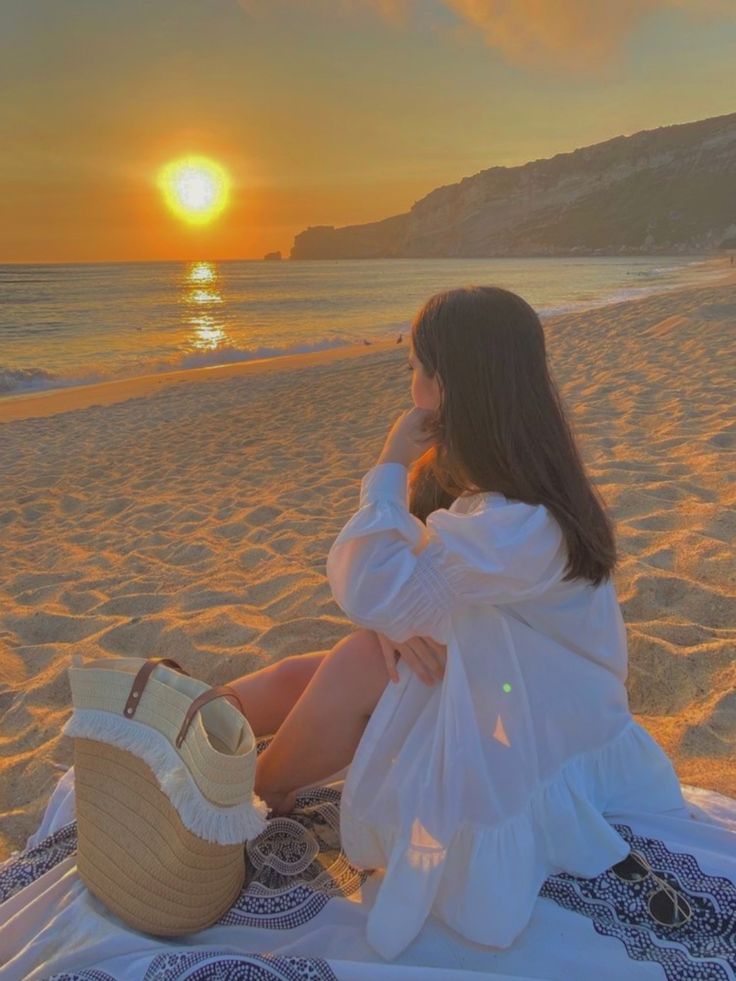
[611, 850, 692, 928]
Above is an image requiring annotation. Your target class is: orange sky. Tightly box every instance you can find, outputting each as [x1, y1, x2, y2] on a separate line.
[1, 0, 735, 263]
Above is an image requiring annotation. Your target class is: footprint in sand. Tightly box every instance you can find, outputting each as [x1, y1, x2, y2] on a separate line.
[214, 519, 250, 541]
[99, 618, 166, 657]
[257, 617, 342, 657]
[246, 504, 282, 527]
[92, 593, 171, 616]
[238, 546, 274, 570]
[177, 588, 245, 612]
[8, 611, 112, 645]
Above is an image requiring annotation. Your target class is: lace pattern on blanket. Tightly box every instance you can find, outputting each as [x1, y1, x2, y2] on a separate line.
[41, 953, 339, 981]
[540, 822, 736, 981]
[1, 737, 360, 981]
[2, 740, 735, 980]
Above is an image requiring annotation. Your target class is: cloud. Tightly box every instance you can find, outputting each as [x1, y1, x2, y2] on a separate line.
[236, 0, 411, 27]
[441, 0, 736, 72]
[236, 0, 735, 73]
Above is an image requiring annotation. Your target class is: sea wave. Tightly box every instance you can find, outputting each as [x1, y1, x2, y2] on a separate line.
[0, 366, 64, 396]
[2, 258, 728, 398]
[537, 266, 728, 320]
[0, 337, 358, 397]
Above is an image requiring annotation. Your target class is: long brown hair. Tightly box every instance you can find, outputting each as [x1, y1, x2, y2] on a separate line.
[407, 285, 617, 587]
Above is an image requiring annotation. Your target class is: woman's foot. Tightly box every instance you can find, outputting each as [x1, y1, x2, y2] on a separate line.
[259, 786, 298, 816]
[275, 788, 299, 815]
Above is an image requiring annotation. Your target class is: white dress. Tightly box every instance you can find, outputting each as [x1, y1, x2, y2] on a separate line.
[325, 462, 689, 962]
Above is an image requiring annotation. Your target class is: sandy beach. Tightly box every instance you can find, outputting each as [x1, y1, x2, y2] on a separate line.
[1, 270, 735, 864]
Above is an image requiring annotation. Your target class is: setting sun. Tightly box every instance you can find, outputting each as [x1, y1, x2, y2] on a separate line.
[158, 156, 230, 225]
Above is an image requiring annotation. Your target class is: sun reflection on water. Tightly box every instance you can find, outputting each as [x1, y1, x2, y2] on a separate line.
[191, 315, 227, 350]
[184, 262, 230, 350]
[189, 261, 215, 284]
[191, 288, 223, 305]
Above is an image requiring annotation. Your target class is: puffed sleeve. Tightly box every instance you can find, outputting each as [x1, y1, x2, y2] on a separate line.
[325, 462, 568, 644]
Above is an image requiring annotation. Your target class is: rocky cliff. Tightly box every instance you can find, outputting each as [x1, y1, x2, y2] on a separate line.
[290, 112, 736, 259]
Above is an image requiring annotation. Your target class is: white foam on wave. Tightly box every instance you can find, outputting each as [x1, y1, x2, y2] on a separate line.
[2, 257, 727, 398]
[0, 337, 360, 398]
[538, 265, 728, 321]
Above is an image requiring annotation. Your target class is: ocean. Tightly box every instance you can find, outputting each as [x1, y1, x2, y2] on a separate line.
[0, 255, 725, 398]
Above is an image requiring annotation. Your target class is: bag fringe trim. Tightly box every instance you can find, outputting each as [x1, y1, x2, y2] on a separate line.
[63, 708, 270, 844]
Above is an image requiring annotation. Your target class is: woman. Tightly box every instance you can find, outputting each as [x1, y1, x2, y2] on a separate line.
[228, 285, 689, 961]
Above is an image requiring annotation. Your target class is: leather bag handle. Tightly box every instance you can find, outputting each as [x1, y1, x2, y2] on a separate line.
[123, 657, 190, 719]
[174, 686, 245, 749]
[121, 656, 244, 750]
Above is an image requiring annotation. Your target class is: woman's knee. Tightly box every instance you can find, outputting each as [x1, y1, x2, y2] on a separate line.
[276, 650, 330, 697]
[327, 629, 389, 710]
[332, 628, 383, 663]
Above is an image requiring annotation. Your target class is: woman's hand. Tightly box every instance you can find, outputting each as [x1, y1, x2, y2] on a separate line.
[375, 630, 447, 686]
[377, 407, 438, 469]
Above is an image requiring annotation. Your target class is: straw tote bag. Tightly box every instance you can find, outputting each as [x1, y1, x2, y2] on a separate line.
[61, 653, 270, 937]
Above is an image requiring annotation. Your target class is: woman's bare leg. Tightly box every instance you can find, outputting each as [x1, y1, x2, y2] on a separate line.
[253, 629, 390, 814]
[228, 651, 329, 738]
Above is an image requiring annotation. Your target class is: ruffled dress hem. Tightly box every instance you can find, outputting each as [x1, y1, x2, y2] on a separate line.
[341, 715, 689, 955]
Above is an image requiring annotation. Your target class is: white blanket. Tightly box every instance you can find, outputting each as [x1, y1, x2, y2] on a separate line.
[1, 739, 735, 981]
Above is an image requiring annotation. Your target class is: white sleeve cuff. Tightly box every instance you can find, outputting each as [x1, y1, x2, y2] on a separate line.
[359, 463, 409, 508]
